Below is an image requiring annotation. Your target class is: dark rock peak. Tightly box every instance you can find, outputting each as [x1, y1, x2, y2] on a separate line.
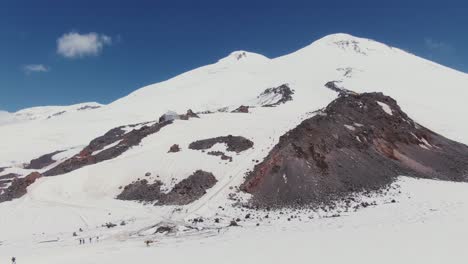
[242, 92, 468, 208]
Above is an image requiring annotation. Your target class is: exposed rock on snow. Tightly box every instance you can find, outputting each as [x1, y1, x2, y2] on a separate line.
[0, 172, 41, 202]
[242, 92, 468, 207]
[168, 144, 181, 153]
[117, 170, 217, 205]
[25, 150, 64, 170]
[44, 120, 174, 176]
[231, 105, 249, 113]
[77, 105, 101, 111]
[179, 109, 199, 120]
[257, 84, 294, 107]
[207, 151, 233, 162]
[116, 179, 163, 202]
[189, 135, 254, 153]
[157, 170, 217, 206]
[324, 81, 355, 96]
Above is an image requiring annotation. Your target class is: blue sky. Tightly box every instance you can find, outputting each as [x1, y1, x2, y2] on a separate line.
[1, 0, 468, 112]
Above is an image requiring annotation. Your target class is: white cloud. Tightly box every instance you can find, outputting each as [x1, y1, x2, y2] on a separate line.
[57, 32, 112, 58]
[23, 64, 49, 74]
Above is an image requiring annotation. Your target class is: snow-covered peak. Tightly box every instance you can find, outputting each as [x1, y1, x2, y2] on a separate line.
[218, 50, 269, 65]
[13, 102, 103, 122]
[305, 33, 393, 56]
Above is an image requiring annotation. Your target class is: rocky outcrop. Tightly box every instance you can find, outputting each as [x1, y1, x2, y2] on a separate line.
[189, 135, 254, 153]
[25, 150, 63, 170]
[0, 172, 41, 202]
[179, 109, 199, 120]
[324, 81, 355, 95]
[207, 151, 233, 162]
[157, 170, 217, 205]
[116, 179, 163, 202]
[168, 144, 181, 153]
[117, 170, 217, 205]
[258, 84, 294, 107]
[242, 92, 468, 208]
[44, 121, 174, 176]
[232, 105, 249, 113]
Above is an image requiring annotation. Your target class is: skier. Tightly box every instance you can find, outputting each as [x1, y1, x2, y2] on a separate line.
[89, 237, 92, 243]
[11, 257, 16, 264]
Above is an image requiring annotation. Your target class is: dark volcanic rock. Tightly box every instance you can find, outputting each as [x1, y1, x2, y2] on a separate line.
[168, 144, 181, 153]
[259, 84, 294, 107]
[77, 105, 101, 111]
[324, 81, 355, 96]
[0, 173, 20, 180]
[117, 170, 217, 205]
[242, 92, 468, 207]
[0, 172, 41, 203]
[180, 109, 199, 120]
[25, 150, 64, 170]
[157, 170, 217, 205]
[207, 151, 233, 162]
[189, 135, 254, 153]
[116, 179, 163, 202]
[231, 105, 249, 113]
[44, 120, 174, 176]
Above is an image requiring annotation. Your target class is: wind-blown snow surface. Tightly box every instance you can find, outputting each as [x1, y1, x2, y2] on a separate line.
[1, 33, 468, 263]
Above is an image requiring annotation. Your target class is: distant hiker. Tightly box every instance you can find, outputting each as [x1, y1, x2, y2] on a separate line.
[89, 237, 92, 243]
[11, 257, 16, 264]
[96, 236, 100, 242]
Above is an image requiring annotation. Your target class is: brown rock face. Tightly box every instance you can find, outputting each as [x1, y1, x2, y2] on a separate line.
[25, 150, 64, 170]
[242, 92, 468, 207]
[0, 172, 42, 202]
[117, 170, 217, 205]
[168, 144, 181, 153]
[44, 120, 174, 176]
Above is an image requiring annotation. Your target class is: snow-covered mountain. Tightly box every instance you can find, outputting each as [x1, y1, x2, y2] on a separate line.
[1, 33, 467, 263]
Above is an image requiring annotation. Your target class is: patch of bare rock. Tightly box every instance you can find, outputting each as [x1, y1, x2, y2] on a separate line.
[207, 151, 233, 162]
[44, 109, 198, 176]
[242, 91, 468, 208]
[117, 170, 217, 205]
[258, 84, 294, 107]
[25, 150, 64, 170]
[168, 144, 181, 153]
[0, 172, 42, 202]
[231, 105, 249, 113]
[189, 135, 254, 153]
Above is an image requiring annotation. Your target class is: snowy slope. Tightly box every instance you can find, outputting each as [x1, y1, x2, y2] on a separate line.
[1, 33, 468, 263]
